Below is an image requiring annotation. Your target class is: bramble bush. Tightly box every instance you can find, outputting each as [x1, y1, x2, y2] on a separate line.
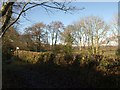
[116, 49, 120, 56]
[14, 50, 50, 64]
[13, 50, 120, 75]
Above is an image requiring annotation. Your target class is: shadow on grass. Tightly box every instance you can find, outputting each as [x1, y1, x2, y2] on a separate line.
[2, 55, 120, 88]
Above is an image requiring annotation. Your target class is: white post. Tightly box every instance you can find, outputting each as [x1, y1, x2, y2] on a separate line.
[16, 47, 19, 57]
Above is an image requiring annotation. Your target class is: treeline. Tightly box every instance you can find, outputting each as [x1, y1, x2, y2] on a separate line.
[2, 15, 118, 60]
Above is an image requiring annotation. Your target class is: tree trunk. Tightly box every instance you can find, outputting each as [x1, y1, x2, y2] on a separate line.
[0, 2, 14, 17]
[79, 37, 82, 50]
[95, 29, 99, 54]
[118, 36, 120, 49]
[54, 31, 58, 46]
[91, 35, 94, 54]
[1, 2, 14, 34]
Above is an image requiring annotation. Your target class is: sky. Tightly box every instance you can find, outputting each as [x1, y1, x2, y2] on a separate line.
[18, 2, 118, 33]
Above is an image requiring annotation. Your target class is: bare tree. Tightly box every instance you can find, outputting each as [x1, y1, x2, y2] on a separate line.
[109, 14, 118, 46]
[61, 25, 75, 54]
[73, 20, 86, 50]
[47, 21, 64, 51]
[47, 24, 55, 50]
[75, 16, 109, 54]
[50, 21, 64, 45]
[24, 22, 45, 51]
[0, 1, 82, 38]
[61, 25, 74, 45]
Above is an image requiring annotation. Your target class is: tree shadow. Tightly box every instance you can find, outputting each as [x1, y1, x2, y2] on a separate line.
[2, 54, 120, 88]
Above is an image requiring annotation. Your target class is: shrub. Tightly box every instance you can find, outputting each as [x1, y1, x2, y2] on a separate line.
[99, 57, 109, 67]
[116, 49, 120, 56]
[72, 54, 82, 66]
[63, 45, 73, 55]
[55, 54, 65, 65]
[14, 50, 44, 64]
[64, 54, 74, 64]
[47, 53, 55, 64]
[37, 53, 45, 64]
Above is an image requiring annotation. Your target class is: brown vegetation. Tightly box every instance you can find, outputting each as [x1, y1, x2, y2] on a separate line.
[3, 50, 120, 88]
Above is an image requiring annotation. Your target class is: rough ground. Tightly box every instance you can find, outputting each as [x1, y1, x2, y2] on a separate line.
[2, 60, 120, 88]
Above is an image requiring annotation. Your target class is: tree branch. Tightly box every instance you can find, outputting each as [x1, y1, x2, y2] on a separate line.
[23, 2, 48, 12]
[0, 2, 14, 17]
[0, 3, 28, 38]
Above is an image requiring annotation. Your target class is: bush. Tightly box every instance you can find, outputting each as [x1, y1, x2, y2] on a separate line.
[116, 49, 120, 56]
[47, 53, 55, 64]
[64, 54, 74, 64]
[72, 54, 82, 66]
[13, 50, 120, 76]
[2, 45, 15, 61]
[14, 50, 43, 64]
[63, 45, 73, 55]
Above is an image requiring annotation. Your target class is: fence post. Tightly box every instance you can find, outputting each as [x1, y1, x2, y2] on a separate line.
[16, 47, 19, 58]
